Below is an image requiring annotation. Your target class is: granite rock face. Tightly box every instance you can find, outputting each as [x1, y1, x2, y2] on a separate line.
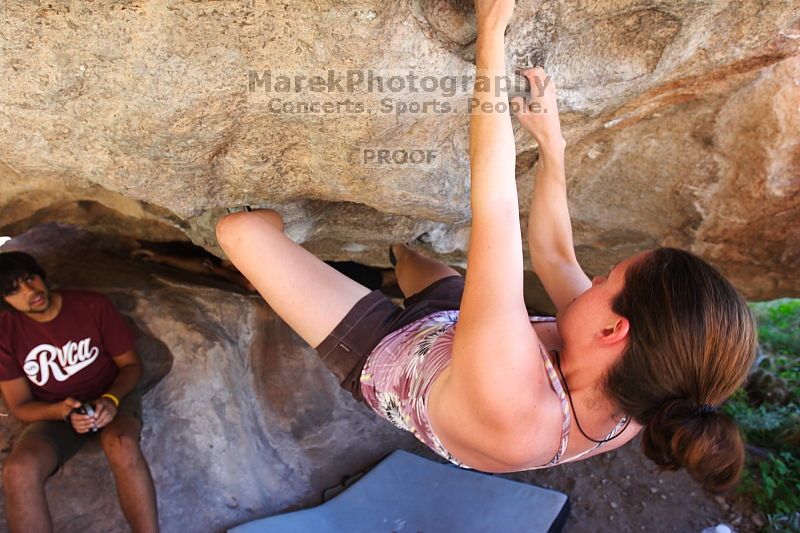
[0, 224, 417, 532]
[0, 0, 798, 306]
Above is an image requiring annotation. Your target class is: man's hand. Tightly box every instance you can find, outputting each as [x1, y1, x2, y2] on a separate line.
[475, 0, 515, 34]
[67, 403, 98, 434]
[91, 397, 118, 429]
[511, 67, 566, 152]
[60, 397, 81, 421]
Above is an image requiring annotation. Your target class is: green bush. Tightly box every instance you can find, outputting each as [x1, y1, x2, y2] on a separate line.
[750, 299, 800, 343]
[726, 299, 800, 531]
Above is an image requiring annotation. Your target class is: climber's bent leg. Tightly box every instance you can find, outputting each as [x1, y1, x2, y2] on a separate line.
[391, 243, 461, 299]
[216, 209, 372, 349]
[217, 209, 466, 404]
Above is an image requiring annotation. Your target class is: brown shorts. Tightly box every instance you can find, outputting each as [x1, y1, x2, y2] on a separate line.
[14, 389, 143, 474]
[316, 274, 465, 405]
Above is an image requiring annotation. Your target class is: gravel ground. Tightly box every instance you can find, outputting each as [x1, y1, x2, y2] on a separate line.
[406, 435, 763, 533]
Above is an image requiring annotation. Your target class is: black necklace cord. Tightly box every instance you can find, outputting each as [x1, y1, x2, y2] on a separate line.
[554, 349, 632, 445]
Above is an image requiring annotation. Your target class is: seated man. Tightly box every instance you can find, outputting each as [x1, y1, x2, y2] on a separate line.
[0, 252, 159, 532]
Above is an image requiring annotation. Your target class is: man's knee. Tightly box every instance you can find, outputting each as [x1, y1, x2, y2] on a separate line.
[100, 430, 142, 471]
[3, 444, 56, 489]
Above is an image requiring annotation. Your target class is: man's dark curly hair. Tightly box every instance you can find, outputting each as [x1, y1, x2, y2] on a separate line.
[0, 252, 47, 306]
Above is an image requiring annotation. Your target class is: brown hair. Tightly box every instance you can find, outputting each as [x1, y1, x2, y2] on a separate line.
[605, 247, 757, 493]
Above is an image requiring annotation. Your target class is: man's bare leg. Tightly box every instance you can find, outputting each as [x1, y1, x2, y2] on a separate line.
[3, 438, 59, 532]
[100, 414, 159, 533]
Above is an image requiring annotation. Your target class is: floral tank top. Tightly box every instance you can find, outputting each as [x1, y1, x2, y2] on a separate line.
[359, 309, 629, 470]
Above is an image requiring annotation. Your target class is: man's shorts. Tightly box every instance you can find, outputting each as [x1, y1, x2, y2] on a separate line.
[14, 388, 144, 474]
[315, 274, 465, 405]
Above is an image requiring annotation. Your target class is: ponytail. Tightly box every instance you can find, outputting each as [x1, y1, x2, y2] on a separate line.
[642, 399, 745, 493]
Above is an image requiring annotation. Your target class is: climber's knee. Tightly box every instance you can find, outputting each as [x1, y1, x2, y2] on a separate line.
[216, 209, 285, 250]
[253, 209, 285, 231]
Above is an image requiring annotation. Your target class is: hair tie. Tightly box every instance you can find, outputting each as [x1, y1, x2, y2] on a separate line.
[695, 404, 718, 416]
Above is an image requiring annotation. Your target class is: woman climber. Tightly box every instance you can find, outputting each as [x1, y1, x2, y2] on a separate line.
[216, 0, 756, 493]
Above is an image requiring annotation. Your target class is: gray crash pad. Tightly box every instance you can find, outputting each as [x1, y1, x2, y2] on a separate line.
[229, 450, 570, 533]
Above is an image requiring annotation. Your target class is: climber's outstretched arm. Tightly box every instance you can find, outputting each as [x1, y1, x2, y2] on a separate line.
[440, 1, 549, 437]
[513, 68, 590, 311]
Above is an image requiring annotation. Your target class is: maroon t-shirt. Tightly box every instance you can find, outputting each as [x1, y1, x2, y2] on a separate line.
[0, 290, 135, 403]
